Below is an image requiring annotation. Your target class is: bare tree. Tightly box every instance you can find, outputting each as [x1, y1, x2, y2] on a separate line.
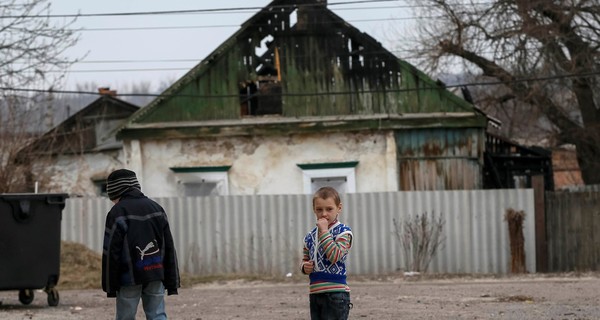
[0, 0, 79, 192]
[124, 81, 156, 107]
[393, 213, 445, 272]
[401, 0, 600, 184]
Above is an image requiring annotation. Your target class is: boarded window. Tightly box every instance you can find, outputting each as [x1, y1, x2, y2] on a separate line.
[171, 166, 231, 197]
[311, 176, 347, 194]
[183, 181, 220, 197]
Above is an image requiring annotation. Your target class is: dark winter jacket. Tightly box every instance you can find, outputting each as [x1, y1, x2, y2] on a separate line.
[101, 188, 180, 298]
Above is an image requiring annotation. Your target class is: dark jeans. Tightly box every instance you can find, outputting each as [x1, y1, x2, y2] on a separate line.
[309, 292, 351, 320]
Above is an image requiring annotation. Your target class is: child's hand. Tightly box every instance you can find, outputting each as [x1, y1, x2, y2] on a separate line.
[303, 260, 314, 274]
[316, 218, 329, 233]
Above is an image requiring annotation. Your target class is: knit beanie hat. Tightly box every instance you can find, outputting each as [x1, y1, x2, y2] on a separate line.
[106, 169, 141, 200]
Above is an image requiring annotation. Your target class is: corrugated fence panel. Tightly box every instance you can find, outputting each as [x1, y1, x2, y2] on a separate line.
[62, 197, 111, 253]
[61, 190, 535, 275]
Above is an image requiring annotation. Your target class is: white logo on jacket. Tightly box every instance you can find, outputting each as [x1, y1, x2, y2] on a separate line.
[136, 240, 160, 261]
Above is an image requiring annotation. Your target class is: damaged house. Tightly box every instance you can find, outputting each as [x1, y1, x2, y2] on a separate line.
[112, 0, 495, 196]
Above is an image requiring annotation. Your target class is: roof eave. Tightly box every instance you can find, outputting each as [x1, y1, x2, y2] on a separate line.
[118, 113, 487, 140]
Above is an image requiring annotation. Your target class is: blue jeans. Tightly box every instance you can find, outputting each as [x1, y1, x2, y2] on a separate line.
[116, 281, 167, 320]
[309, 292, 351, 320]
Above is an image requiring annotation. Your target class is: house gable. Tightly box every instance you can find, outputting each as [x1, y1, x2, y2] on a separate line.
[21, 95, 139, 156]
[122, 0, 484, 139]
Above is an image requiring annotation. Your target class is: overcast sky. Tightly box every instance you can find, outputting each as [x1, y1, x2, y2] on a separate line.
[48, 1, 414, 93]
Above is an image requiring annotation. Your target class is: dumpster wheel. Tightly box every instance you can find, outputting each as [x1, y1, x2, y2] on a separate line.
[18, 289, 34, 305]
[45, 287, 59, 307]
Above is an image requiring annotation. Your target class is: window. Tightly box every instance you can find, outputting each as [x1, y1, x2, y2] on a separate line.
[297, 161, 358, 194]
[93, 179, 108, 197]
[310, 176, 347, 194]
[170, 166, 231, 197]
[182, 181, 220, 197]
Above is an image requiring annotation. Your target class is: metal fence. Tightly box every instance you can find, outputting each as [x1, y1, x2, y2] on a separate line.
[62, 189, 535, 276]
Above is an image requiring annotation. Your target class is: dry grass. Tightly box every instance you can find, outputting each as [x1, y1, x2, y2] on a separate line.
[59, 241, 102, 290]
[58, 241, 294, 290]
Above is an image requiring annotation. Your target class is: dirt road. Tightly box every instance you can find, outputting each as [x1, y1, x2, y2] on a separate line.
[1, 275, 599, 319]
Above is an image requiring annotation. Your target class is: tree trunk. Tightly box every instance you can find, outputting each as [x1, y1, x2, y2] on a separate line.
[573, 128, 600, 184]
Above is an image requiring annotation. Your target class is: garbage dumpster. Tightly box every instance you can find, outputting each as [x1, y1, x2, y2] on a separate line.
[0, 193, 68, 307]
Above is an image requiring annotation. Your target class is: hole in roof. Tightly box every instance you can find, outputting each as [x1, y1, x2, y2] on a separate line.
[289, 9, 298, 28]
[255, 34, 274, 57]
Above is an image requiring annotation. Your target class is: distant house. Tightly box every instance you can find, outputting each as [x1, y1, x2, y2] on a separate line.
[551, 146, 584, 190]
[116, 0, 492, 196]
[483, 133, 554, 191]
[19, 88, 139, 196]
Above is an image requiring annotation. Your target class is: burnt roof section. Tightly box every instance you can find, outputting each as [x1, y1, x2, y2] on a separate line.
[120, 0, 487, 139]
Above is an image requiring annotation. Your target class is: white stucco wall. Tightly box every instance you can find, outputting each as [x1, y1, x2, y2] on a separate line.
[33, 150, 126, 196]
[123, 130, 399, 197]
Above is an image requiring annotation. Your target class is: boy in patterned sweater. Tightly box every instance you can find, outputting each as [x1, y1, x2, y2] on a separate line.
[301, 186, 353, 320]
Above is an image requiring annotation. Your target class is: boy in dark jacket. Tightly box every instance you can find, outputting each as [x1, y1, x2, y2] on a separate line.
[102, 169, 180, 320]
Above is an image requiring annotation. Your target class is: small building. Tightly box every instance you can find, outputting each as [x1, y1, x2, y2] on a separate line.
[19, 89, 139, 196]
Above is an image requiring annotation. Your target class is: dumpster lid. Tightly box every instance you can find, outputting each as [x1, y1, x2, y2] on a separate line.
[0, 193, 69, 197]
[0, 193, 69, 201]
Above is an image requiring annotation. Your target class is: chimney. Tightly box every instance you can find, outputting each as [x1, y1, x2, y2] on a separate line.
[297, 0, 327, 31]
[98, 87, 117, 97]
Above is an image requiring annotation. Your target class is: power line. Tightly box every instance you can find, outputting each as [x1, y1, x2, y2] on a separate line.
[0, 0, 493, 19]
[63, 48, 510, 71]
[66, 67, 190, 73]
[72, 50, 413, 65]
[58, 41, 542, 75]
[4, 70, 599, 97]
[76, 59, 200, 64]
[0, 0, 406, 19]
[0, 1, 513, 82]
[63, 60, 423, 73]
[76, 16, 424, 32]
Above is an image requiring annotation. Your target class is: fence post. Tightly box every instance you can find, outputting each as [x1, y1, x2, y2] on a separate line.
[532, 175, 547, 273]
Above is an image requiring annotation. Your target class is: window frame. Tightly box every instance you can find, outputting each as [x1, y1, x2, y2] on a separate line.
[297, 161, 358, 194]
[92, 178, 108, 197]
[170, 166, 231, 196]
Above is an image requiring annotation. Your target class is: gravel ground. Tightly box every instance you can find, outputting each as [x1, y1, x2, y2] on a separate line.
[1, 275, 599, 319]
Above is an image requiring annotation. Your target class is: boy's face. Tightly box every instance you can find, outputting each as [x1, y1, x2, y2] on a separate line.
[313, 197, 342, 224]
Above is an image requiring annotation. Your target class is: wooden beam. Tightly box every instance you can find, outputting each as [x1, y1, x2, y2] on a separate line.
[532, 175, 548, 272]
